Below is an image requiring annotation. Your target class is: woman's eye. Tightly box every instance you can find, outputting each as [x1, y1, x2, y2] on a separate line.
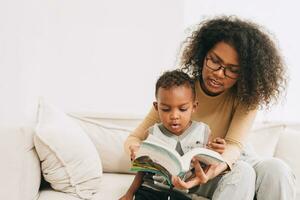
[212, 59, 218, 64]
[228, 67, 240, 74]
[211, 58, 220, 64]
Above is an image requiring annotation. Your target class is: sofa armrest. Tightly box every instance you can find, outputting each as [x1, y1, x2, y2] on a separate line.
[0, 125, 41, 200]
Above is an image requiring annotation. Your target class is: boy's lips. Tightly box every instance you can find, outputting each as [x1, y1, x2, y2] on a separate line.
[170, 123, 180, 130]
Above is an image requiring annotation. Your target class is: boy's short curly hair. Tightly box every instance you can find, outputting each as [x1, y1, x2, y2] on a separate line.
[155, 70, 196, 100]
[180, 16, 287, 110]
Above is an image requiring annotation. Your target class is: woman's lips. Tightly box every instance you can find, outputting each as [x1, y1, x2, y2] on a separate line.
[207, 78, 222, 88]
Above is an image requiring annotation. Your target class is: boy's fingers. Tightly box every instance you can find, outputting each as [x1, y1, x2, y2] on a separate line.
[129, 144, 140, 160]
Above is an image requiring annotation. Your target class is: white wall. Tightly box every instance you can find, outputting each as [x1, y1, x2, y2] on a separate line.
[1, 0, 299, 124]
[184, 0, 300, 123]
[0, 0, 184, 124]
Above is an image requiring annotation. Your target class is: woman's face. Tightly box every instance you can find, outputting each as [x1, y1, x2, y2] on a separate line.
[201, 41, 240, 96]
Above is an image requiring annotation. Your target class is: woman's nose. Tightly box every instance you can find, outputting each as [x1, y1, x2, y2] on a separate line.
[213, 67, 226, 78]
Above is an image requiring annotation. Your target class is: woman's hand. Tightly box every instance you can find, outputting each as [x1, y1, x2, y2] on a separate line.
[129, 144, 140, 160]
[172, 158, 227, 190]
[207, 137, 226, 154]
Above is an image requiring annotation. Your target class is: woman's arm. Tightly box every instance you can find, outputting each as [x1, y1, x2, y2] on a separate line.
[124, 108, 160, 155]
[222, 104, 257, 168]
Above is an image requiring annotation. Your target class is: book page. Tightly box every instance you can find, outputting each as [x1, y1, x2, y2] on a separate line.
[135, 140, 184, 176]
[181, 147, 225, 167]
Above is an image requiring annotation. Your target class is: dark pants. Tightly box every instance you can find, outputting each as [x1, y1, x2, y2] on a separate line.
[135, 186, 191, 200]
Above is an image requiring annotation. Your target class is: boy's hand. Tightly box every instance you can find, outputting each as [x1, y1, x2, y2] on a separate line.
[129, 144, 140, 161]
[207, 137, 226, 154]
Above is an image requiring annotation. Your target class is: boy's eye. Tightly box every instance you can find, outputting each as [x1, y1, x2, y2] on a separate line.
[161, 108, 170, 112]
[179, 108, 188, 112]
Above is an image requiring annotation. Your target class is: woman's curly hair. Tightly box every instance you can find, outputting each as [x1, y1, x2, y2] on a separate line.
[180, 16, 287, 110]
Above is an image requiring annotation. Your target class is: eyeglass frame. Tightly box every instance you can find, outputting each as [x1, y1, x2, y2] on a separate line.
[204, 56, 240, 79]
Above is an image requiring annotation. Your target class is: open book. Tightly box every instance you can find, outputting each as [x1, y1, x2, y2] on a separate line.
[131, 135, 225, 185]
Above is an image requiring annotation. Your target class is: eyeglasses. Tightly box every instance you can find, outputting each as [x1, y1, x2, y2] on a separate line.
[205, 56, 240, 79]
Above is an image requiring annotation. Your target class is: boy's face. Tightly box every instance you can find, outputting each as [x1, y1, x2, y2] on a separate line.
[153, 85, 198, 136]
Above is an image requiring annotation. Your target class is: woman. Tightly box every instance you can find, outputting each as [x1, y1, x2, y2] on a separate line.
[124, 16, 296, 200]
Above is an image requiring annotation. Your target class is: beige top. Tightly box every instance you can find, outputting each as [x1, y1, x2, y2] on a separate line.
[124, 80, 257, 168]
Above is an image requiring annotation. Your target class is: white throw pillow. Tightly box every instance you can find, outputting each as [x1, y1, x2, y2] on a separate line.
[70, 115, 133, 173]
[34, 101, 102, 199]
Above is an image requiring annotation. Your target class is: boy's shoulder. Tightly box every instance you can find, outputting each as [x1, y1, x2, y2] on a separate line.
[147, 122, 160, 133]
[191, 120, 210, 130]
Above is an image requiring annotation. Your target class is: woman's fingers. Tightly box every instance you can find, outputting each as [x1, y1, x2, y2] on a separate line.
[207, 137, 226, 154]
[172, 160, 216, 190]
[172, 175, 199, 190]
[209, 142, 225, 150]
[172, 176, 187, 189]
[215, 137, 226, 144]
[193, 159, 209, 183]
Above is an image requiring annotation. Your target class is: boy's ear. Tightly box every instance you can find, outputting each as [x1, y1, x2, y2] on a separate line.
[153, 102, 158, 111]
[192, 101, 198, 112]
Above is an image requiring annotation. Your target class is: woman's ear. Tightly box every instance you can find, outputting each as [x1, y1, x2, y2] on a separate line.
[192, 101, 198, 112]
[153, 102, 158, 111]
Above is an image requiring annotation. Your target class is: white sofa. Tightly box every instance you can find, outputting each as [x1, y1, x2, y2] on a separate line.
[1, 113, 299, 200]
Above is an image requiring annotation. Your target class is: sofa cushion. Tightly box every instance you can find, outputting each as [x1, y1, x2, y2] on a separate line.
[274, 128, 300, 195]
[34, 101, 102, 199]
[70, 114, 133, 173]
[92, 173, 135, 200]
[38, 173, 135, 200]
[93, 173, 209, 200]
[38, 189, 82, 200]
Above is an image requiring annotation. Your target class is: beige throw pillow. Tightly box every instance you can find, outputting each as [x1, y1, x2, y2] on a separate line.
[34, 101, 102, 199]
[70, 115, 133, 173]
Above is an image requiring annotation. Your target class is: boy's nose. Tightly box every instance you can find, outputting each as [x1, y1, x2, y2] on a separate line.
[170, 112, 179, 119]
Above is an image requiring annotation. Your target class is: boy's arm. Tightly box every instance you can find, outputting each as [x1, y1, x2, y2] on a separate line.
[124, 108, 159, 155]
[119, 172, 145, 200]
[127, 171, 145, 195]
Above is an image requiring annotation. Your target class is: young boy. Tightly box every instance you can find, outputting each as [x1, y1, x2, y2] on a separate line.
[120, 70, 226, 200]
